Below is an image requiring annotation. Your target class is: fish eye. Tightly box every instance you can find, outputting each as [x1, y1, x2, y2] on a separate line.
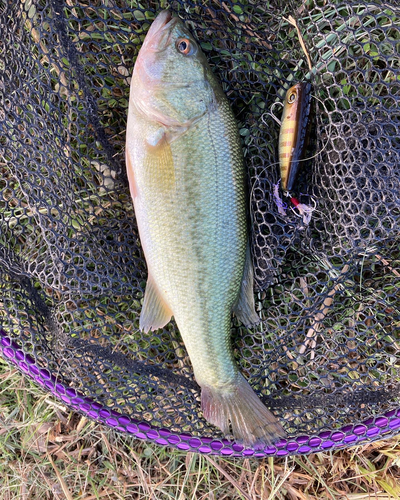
[288, 92, 297, 103]
[176, 38, 193, 55]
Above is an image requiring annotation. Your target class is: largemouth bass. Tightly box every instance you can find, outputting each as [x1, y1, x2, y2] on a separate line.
[279, 82, 312, 192]
[125, 10, 285, 448]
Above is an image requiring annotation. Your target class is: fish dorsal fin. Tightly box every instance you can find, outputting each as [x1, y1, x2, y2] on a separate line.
[139, 274, 172, 333]
[233, 244, 260, 327]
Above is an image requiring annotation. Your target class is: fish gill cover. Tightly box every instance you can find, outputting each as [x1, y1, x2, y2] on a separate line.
[0, 0, 399, 456]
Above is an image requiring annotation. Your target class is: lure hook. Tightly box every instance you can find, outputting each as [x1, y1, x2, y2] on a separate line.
[262, 101, 283, 126]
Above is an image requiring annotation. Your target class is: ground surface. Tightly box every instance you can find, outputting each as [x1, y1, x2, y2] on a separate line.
[1, 360, 400, 500]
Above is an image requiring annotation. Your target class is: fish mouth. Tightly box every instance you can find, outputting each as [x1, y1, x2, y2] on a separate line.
[134, 10, 181, 88]
[143, 10, 179, 51]
[156, 10, 173, 28]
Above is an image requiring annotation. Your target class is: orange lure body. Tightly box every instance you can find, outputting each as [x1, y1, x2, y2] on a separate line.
[278, 82, 312, 193]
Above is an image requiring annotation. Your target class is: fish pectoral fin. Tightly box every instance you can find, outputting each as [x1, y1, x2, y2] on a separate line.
[139, 274, 172, 333]
[146, 127, 166, 148]
[233, 244, 260, 327]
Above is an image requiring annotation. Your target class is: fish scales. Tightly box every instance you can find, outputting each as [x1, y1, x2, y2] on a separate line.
[126, 10, 285, 447]
[131, 102, 246, 384]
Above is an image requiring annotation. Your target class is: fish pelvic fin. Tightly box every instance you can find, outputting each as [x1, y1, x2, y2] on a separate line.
[139, 274, 172, 332]
[201, 373, 286, 449]
[233, 243, 260, 327]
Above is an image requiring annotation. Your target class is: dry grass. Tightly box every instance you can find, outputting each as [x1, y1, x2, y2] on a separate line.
[1, 360, 400, 500]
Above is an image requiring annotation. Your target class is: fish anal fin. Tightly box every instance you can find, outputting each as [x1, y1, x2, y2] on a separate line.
[201, 373, 286, 449]
[233, 244, 260, 327]
[139, 274, 172, 333]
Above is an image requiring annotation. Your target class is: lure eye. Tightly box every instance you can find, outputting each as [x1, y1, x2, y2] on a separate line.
[288, 92, 297, 104]
[176, 38, 193, 55]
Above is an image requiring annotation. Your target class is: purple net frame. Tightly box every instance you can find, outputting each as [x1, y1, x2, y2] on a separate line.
[1, 330, 398, 457]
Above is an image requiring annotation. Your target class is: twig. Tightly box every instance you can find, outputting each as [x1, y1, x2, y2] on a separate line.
[283, 15, 313, 72]
[78, 490, 117, 500]
[374, 254, 400, 278]
[130, 449, 152, 498]
[204, 456, 253, 500]
[39, 469, 64, 500]
[48, 453, 75, 500]
[267, 466, 296, 500]
[76, 416, 88, 434]
[298, 265, 349, 355]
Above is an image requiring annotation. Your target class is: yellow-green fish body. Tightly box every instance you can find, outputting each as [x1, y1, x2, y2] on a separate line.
[128, 98, 245, 386]
[126, 10, 284, 447]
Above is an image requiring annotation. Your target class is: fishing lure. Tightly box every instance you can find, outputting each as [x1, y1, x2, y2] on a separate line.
[278, 82, 312, 193]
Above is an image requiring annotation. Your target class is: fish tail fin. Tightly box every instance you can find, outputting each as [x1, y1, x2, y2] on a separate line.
[201, 373, 285, 449]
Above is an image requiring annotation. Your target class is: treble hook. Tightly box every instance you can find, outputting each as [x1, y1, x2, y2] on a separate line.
[261, 101, 283, 126]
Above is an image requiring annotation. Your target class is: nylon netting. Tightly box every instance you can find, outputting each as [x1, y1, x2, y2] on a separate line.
[0, 0, 399, 456]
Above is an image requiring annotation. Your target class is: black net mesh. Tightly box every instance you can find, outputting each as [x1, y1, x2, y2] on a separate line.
[1, 0, 399, 454]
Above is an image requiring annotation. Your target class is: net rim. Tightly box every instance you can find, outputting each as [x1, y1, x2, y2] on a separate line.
[1, 330, 398, 458]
